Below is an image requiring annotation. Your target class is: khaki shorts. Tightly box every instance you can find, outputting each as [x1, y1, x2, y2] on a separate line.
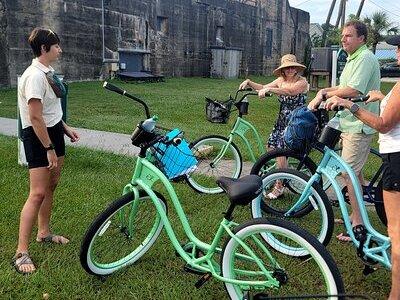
[340, 132, 373, 176]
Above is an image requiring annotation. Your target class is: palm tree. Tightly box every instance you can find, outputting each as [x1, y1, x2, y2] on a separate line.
[364, 12, 396, 54]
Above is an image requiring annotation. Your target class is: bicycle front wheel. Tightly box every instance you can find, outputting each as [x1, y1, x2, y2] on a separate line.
[80, 190, 167, 276]
[252, 169, 334, 247]
[186, 135, 242, 194]
[250, 148, 317, 178]
[221, 218, 344, 299]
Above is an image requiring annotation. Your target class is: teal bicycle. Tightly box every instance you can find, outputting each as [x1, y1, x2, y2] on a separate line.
[254, 101, 392, 275]
[80, 82, 345, 299]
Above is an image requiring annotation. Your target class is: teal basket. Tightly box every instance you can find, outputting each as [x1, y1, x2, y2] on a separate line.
[151, 129, 197, 179]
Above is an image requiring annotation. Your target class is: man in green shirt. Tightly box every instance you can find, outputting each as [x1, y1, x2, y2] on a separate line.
[308, 20, 380, 241]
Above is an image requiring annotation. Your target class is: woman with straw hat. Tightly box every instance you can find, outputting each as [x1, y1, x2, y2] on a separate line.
[239, 54, 309, 199]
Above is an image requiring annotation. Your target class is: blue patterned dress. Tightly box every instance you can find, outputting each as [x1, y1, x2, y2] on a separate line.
[267, 93, 307, 149]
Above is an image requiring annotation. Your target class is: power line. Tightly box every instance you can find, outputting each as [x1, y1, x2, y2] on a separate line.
[292, 0, 315, 8]
[367, 0, 400, 18]
[378, 0, 400, 14]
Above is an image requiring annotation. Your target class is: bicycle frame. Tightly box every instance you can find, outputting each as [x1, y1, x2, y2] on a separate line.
[122, 155, 280, 288]
[286, 147, 391, 269]
[228, 116, 265, 162]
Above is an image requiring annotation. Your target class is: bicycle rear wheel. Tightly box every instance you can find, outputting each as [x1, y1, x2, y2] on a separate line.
[80, 190, 167, 276]
[221, 218, 344, 299]
[186, 135, 242, 194]
[251, 169, 334, 247]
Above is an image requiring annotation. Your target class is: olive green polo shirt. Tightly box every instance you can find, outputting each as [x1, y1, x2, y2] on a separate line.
[338, 44, 380, 134]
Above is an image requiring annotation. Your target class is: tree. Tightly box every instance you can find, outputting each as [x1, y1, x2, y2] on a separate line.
[364, 12, 396, 54]
[321, 23, 341, 46]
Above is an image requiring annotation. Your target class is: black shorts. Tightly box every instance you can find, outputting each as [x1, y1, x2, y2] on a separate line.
[22, 121, 65, 169]
[381, 152, 400, 192]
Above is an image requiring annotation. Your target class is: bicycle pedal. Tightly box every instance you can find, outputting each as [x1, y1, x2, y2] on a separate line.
[183, 264, 207, 275]
[363, 265, 377, 276]
[194, 272, 212, 289]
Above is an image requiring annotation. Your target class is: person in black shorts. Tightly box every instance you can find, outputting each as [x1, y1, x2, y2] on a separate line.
[326, 35, 400, 300]
[13, 28, 79, 274]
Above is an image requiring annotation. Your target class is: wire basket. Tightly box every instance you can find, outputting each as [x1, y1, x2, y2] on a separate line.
[148, 129, 198, 179]
[205, 97, 234, 124]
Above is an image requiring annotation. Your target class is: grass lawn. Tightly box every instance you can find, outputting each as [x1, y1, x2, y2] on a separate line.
[0, 135, 392, 299]
[0, 77, 395, 299]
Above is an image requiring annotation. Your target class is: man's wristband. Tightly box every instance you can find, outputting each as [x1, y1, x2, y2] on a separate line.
[44, 143, 55, 151]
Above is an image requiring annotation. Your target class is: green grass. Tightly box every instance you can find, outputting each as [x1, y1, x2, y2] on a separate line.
[0, 135, 391, 299]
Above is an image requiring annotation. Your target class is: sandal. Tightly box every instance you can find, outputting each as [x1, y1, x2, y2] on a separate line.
[336, 232, 352, 242]
[12, 252, 36, 274]
[263, 185, 285, 200]
[36, 234, 69, 244]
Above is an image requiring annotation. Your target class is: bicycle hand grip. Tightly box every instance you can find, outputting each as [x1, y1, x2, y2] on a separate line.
[351, 95, 370, 103]
[103, 81, 126, 96]
[240, 87, 253, 92]
[333, 105, 344, 111]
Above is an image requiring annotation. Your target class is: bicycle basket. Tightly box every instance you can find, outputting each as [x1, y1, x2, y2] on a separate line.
[205, 97, 233, 124]
[149, 129, 198, 179]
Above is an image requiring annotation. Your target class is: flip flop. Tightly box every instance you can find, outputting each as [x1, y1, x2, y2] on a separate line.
[336, 232, 352, 242]
[12, 252, 36, 275]
[36, 234, 69, 244]
[334, 218, 345, 224]
[264, 186, 285, 200]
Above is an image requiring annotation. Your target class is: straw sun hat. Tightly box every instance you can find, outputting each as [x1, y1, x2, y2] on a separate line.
[273, 54, 306, 76]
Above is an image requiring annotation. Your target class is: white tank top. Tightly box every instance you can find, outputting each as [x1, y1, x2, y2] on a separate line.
[378, 89, 400, 153]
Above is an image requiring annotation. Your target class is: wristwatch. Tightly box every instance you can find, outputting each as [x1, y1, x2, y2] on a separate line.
[44, 143, 55, 151]
[349, 103, 360, 114]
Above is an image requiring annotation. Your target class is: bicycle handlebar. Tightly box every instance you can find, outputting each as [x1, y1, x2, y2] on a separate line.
[103, 81, 151, 118]
[236, 89, 272, 103]
[318, 95, 370, 111]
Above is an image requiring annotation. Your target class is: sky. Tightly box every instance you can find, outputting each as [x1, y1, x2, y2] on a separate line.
[288, 0, 400, 27]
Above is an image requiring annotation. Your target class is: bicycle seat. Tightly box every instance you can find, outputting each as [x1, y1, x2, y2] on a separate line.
[217, 175, 262, 206]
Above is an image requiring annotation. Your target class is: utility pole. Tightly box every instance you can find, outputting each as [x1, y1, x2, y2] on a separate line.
[341, 0, 346, 27]
[322, 0, 337, 46]
[356, 0, 365, 18]
[335, 0, 344, 28]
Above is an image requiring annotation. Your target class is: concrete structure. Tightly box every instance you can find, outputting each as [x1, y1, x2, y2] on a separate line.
[0, 0, 310, 87]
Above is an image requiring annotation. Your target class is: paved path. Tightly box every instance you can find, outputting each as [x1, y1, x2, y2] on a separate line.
[0, 117, 140, 156]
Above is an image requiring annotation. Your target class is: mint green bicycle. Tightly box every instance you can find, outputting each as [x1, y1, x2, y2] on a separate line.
[186, 90, 266, 194]
[80, 82, 345, 299]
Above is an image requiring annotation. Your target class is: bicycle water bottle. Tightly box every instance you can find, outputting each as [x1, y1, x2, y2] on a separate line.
[319, 116, 341, 149]
[240, 97, 249, 115]
[141, 115, 158, 132]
